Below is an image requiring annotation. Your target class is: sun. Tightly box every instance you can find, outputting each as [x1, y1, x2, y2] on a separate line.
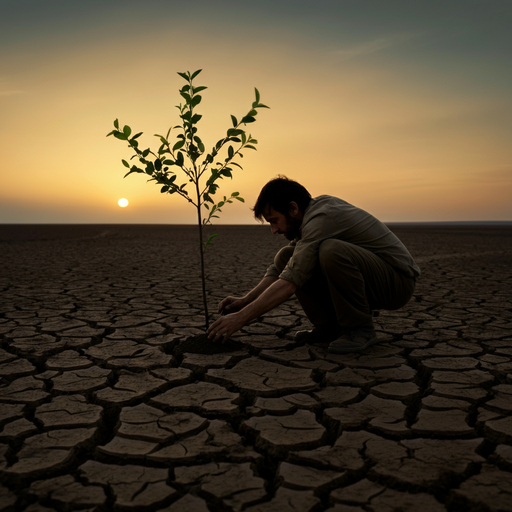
[118, 198, 129, 208]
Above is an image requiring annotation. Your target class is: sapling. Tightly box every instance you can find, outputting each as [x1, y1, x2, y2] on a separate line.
[107, 69, 268, 328]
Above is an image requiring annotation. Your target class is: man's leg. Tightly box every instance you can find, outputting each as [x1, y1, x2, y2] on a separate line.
[318, 239, 415, 352]
[274, 246, 340, 341]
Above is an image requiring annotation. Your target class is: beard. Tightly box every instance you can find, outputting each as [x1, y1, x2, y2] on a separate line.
[284, 215, 302, 240]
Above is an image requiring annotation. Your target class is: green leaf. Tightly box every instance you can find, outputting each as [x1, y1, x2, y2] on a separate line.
[245, 144, 257, 150]
[173, 140, 185, 151]
[114, 132, 128, 141]
[231, 115, 238, 127]
[131, 132, 143, 140]
[242, 116, 256, 124]
[255, 88, 260, 103]
[142, 149, 150, 157]
[161, 185, 169, 193]
[122, 159, 130, 168]
[114, 119, 119, 130]
[231, 191, 239, 196]
[194, 137, 205, 153]
[146, 162, 154, 175]
[191, 95, 202, 107]
[180, 92, 191, 103]
[204, 233, 218, 250]
[231, 162, 243, 169]
[191, 114, 202, 124]
[163, 159, 175, 165]
[235, 196, 245, 202]
[227, 128, 243, 136]
[193, 86, 207, 93]
[191, 69, 202, 80]
[155, 159, 162, 171]
[123, 125, 132, 137]
[228, 146, 234, 159]
[177, 71, 189, 81]
[176, 152, 184, 166]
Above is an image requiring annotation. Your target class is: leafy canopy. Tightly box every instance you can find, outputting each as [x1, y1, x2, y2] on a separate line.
[107, 69, 269, 248]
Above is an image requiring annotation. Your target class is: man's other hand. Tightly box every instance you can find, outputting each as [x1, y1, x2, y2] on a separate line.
[207, 313, 244, 343]
[218, 296, 247, 315]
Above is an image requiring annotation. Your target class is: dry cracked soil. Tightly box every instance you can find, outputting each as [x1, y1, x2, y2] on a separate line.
[1, 223, 512, 512]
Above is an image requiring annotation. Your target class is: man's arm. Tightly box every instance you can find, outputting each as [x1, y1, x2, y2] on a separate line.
[218, 276, 278, 314]
[207, 278, 297, 343]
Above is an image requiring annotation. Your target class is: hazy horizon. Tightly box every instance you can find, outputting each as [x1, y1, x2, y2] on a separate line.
[2, 220, 512, 226]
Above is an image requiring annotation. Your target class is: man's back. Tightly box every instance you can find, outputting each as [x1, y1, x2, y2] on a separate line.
[277, 195, 420, 287]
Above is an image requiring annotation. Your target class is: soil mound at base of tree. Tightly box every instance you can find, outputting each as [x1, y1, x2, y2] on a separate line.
[176, 334, 242, 355]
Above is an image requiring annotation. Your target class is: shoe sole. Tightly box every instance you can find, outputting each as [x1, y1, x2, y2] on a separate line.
[294, 332, 342, 344]
[327, 337, 379, 354]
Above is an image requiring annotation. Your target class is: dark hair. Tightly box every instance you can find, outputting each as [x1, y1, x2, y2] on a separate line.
[252, 175, 312, 221]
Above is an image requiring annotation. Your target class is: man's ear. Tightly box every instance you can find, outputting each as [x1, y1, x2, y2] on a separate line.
[288, 201, 301, 218]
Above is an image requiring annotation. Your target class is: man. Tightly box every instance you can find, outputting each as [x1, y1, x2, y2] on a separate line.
[207, 176, 420, 353]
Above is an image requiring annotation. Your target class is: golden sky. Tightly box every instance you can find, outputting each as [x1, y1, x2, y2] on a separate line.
[1, 0, 511, 223]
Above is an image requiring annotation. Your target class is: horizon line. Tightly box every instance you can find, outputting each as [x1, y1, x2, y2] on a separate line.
[1, 221, 512, 226]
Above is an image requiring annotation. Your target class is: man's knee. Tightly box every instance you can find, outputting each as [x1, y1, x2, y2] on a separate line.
[319, 239, 354, 271]
[274, 246, 295, 273]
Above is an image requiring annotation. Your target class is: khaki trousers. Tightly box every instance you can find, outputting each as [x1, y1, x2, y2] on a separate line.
[275, 239, 416, 329]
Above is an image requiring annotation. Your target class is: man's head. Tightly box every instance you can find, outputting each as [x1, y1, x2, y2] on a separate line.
[253, 176, 312, 240]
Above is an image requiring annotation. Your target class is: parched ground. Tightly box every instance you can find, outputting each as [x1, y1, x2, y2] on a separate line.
[0, 223, 512, 512]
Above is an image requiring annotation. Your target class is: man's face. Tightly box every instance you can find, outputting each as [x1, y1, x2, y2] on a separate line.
[263, 207, 302, 240]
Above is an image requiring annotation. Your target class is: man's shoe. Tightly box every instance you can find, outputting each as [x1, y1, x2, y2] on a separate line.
[294, 323, 343, 344]
[327, 327, 378, 354]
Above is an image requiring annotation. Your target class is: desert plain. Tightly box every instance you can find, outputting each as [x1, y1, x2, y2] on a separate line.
[0, 223, 512, 511]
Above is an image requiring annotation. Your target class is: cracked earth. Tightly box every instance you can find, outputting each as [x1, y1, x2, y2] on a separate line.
[1, 224, 511, 511]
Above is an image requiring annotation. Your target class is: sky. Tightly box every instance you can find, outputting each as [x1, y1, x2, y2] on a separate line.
[1, 0, 511, 224]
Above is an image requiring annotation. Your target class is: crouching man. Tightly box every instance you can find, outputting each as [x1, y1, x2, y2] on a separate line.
[207, 176, 420, 353]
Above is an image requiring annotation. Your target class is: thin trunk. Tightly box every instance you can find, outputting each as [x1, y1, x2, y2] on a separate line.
[195, 181, 209, 329]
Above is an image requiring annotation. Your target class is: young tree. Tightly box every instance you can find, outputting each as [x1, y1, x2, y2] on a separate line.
[107, 70, 268, 328]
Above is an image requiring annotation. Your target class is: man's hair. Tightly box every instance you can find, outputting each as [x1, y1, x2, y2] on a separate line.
[252, 175, 312, 221]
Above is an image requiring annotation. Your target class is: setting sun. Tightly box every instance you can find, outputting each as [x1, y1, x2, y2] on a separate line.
[118, 198, 129, 208]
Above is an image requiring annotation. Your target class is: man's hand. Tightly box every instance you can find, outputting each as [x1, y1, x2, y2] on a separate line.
[218, 296, 247, 315]
[209, 278, 296, 344]
[207, 312, 245, 343]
